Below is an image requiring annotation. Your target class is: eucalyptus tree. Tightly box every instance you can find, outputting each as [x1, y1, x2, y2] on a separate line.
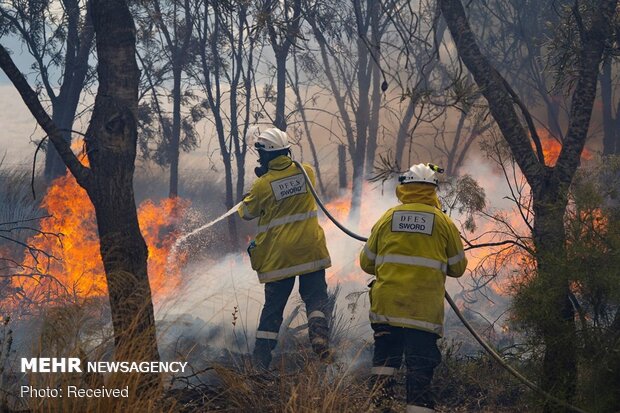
[438, 0, 618, 410]
[0, 0, 94, 182]
[304, 0, 386, 223]
[191, 0, 260, 247]
[256, 0, 302, 131]
[137, 0, 196, 198]
[1, 0, 163, 391]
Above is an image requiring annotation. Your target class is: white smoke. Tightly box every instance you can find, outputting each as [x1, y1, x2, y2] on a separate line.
[157, 160, 523, 364]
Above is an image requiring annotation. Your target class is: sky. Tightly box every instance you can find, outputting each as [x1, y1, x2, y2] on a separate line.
[0, 85, 41, 168]
[0, 36, 47, 167]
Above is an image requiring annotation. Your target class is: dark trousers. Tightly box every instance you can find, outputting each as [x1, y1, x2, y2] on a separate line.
[253, 269, 329, 369]
[371, 323, 441, 409]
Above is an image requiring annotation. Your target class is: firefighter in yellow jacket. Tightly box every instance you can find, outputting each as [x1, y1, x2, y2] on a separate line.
[238, 127, 331, 370]
[360, 163, 467, 413]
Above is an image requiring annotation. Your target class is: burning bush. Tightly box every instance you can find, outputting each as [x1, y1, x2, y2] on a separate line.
[9, 169, 189, 313]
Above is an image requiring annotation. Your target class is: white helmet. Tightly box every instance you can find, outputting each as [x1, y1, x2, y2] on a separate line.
[256, 128, 290, 151]
[399, 163, 442, 186]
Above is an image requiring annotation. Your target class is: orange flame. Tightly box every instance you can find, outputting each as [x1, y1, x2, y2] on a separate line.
[535, 129, 593, 166]
[14, 166, 189, 308]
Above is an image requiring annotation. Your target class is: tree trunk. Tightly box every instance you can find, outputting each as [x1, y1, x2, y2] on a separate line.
[274, 52, 288, 131]
[532, 179, 577, 411]
[439, 0, 616, 410]
[0, 0, 162, 395]
[545, 96, 563, 141]
[395, 98, 416, 169]
[215, 121, 238, 250]
[86, 0, 160, 371]
[46, 110, 73, 180]
[365, 1, 382, 177]
[236, 40, 253, 203]
[222, 153, 237, 249]
[349, 36, 371, 225]
[601, 60, 617, 155]
[1, 3, 160, 373]
[446, 111, 467, 175]
[209, 102, 237, 250]
[169, 66, 182, 198]
[44, 0, 94, 182]
[338, 144, 348, 190]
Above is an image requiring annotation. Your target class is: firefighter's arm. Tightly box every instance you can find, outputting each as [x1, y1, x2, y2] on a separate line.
[360, 224, 380, 275]
[446, 220, 467, 278]
[237, 182, 261, 220]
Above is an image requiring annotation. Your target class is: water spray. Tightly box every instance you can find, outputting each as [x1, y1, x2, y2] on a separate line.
[291, 160, 589, 413]
[167, 201, 243, 266]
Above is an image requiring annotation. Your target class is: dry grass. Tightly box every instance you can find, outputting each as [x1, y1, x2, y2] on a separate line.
[1, 300, 540, 413]
[169, 357, 377, 413]
[1, 300, 175, 413]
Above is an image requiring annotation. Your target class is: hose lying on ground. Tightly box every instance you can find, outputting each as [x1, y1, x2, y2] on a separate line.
[292, 160, 588, 413]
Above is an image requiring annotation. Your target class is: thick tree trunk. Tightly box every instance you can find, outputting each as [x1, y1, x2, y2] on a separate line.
[86, 0, 159, 368]
[1, 0, 162, 395]
[532, 179, 576, 412]
[1, 2, 160, 372]
[439, 0, 616, 410]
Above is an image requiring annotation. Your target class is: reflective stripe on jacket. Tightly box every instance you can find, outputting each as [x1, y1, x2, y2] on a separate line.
[360, 183, 467, 336]
[238, 155, 331, 283]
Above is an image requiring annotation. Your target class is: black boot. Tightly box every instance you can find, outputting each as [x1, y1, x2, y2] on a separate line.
[308, 314, 330, 361]
[369, 375, 397, 412]
[253, 338, 274, 371]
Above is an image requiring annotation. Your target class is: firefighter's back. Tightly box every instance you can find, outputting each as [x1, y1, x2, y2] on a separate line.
[246, 156, 331, 283]
[368, 202, 457, 335]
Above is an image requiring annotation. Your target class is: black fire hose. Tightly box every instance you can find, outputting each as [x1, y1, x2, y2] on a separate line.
[292, 161, 588, 413]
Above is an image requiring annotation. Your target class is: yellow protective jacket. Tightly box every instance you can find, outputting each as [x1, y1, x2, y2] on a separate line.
[238, 155, 331, 283]
[359, 183, 467, 336]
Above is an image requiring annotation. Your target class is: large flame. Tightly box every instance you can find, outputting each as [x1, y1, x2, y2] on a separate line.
[536, 129, 593, 166]
[14, 166, 188, 309]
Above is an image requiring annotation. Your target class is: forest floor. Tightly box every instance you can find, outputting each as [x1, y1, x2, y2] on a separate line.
[162, 347, 532, 413]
